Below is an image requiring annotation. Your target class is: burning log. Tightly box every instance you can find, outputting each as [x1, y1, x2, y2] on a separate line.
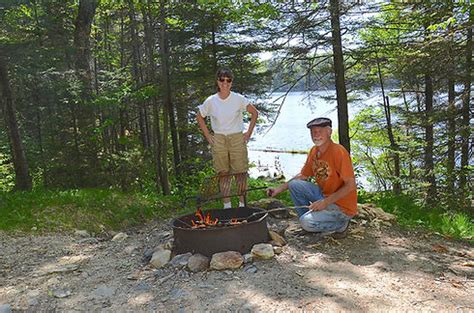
[189, 208, 248, 229]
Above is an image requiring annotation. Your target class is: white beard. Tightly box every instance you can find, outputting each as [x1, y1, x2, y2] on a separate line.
[313, 139, 324, 146]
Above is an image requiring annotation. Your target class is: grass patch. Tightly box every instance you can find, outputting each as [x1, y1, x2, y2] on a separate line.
[0, 188, 181, 234]
[359, 191, 473, 242]
[3, 179, 470, 243]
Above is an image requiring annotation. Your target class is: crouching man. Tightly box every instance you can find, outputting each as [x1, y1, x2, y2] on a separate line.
[266, 117, 357, 236]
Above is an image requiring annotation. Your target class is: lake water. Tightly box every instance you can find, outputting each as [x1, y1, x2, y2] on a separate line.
[247, 90, 381, 179]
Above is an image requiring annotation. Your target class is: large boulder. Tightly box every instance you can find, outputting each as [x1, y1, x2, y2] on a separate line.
[251, 243, 275, 260]
[210, 251, 243, 270]
[169, 252, 192, 268]
[269, 230, 287, 246]
[356, 204, 396, 223]
[149, 249, 171, 268]
[187, 254, 210, 272]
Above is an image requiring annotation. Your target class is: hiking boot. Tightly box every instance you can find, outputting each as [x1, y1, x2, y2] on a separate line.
[331, 223, 350, 239]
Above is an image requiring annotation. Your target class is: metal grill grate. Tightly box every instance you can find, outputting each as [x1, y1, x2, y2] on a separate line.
[197, 172, 249, 204]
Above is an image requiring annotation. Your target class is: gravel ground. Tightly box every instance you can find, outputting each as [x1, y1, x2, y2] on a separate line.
[1, 214, 473, 312]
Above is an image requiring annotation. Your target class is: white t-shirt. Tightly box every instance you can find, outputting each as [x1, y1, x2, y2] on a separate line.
[198, 91, 250, 135]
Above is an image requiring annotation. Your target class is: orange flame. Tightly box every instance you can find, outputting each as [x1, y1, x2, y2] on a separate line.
[192, 208, 218, 228]
[190, 208, 247, 228]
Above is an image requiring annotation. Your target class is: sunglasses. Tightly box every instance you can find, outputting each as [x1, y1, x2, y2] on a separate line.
[218, 77, 232, 83]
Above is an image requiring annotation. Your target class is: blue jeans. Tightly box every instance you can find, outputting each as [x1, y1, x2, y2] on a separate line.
[288, 179, 351, 233]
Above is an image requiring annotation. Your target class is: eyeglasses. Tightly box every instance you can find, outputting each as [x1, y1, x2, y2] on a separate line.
[218, 77, 232, 83]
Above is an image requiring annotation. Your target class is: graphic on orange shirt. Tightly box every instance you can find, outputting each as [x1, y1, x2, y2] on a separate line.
[311, 156, 330, 182]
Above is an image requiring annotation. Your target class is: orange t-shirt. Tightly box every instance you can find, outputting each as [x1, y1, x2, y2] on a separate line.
[300, 141, 358, 216]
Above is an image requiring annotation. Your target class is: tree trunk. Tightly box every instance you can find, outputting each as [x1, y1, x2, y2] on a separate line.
[142, 0, 163, 192]
[376, 55, 401, 194]
[118, 13, 128, 153]
[168, 99, 181, 175]
[158, 0, 180, 177]
[176, 99, 189, 166]
[127, 0, 150, 149]
[73, 0, 99, 186]
[401, 83, 414, 179]
[158, 0, 171, 194]
[211, 17, 218, 74]
[459, 16, 472, 207]
[424, 73, 436, 205]
[0, 55, 32, 191]
[447, 78, 456, 197]
[73, 0, 98, 98]
[329, 0, 350, 153]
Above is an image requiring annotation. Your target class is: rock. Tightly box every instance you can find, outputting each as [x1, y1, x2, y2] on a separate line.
[269, 230, 287, 246]
[46, 277, 60, 285]
[23, 290, 40, 307]
[169, 253, 192, 268]
[159, 231, 172, 239]
[39, 263, 79, 276]
[127, 270, 142, 280]
[187, 254, 209, 272]
[74, 230, 90, 237]
[176, 270, 190, 279]
[135, 282, 151, 291]
[51, 288, 72, 298]
[153, 268, 170, 278]
[0, 304, 12, 313]
[243, 253, 253, 264]
[243, 264, 258, 273]
[356, 204, 396, 223]
[77, 238, 99, 244]
[210, 251, 243, 270]
[149, 249, 171, 268]
[27, 297, 39, 306]
[248, 198, 290, 219]
[142, 248, 155, 263]
[251, 243, 275, 260]
[124, 245, 139, 254]
[162, 239, 174, 250]
[169, 288, 191, 301]
[111, 232, 128, 242]
[284, 223, 306, 237]
[93, 285, 116, 298]
[273, 246, 283, 254]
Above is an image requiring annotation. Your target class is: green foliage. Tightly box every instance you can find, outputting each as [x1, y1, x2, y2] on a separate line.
[0, 174, 290, 234]
[0, 188, 179, 234]
[359, 190, 473, 242]
[0, 152, 15, 192]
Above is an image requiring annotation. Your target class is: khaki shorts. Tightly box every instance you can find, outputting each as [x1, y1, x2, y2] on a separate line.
[211, 133, 249, 174]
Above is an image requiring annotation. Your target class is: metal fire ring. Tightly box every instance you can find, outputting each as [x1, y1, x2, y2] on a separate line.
[172, 207, 269, 257]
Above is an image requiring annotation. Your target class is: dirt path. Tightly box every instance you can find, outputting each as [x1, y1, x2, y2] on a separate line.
[1, 215, 473, 312]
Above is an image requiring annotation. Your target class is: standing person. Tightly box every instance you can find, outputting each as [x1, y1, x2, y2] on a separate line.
[197, 68, 259, 209]
[267, 117, 357, 236]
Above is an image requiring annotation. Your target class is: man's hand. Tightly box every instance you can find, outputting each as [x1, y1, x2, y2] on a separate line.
[243, 131, 252, 143]
[266, 187, 280, 198]
[309, 199, 328, 211]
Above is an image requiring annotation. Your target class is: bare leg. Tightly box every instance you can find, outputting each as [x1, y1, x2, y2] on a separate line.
[236, 172, 247, 206]
[219, 171, 231, 206]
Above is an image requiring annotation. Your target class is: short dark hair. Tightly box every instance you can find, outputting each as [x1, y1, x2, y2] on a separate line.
[306, 117, 332, 128]
[216, 68, 234, 80]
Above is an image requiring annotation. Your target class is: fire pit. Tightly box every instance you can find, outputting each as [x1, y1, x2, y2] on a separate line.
[172, 207, 269, 257]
